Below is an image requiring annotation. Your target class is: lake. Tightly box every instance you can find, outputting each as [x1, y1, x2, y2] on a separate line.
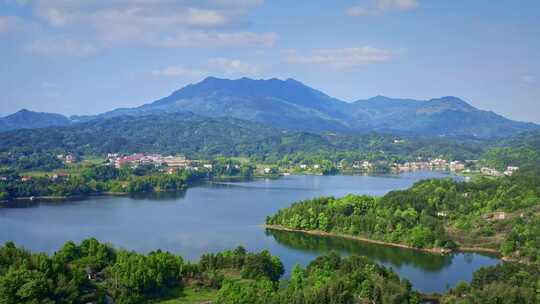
[0, 172, 500, 293]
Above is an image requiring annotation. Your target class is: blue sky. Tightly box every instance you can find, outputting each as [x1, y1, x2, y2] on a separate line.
[1, 0, 539, 123]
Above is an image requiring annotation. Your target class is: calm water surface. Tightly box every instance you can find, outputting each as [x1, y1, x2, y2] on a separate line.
[0, 172, 499, 293]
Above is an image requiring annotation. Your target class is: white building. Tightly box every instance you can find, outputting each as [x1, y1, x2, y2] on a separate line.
[504, 166, 519, 176]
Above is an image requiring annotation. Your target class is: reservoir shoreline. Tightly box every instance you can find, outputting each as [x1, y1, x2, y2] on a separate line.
[264, 224, 501, 256]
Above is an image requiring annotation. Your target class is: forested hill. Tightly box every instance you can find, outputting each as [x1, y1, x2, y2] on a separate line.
[0, 109, 71, 132]
[80, 77, 538, 137]
[5, 77, 538, 137]
[267, 167, 540, 264]
[481, 129, 540, 170]
[0, 113, 487, 161]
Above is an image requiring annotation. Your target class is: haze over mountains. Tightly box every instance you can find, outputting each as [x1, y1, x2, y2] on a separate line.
[2, 77, 537, 137]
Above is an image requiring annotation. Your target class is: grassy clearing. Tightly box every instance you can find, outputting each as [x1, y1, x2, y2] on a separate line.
[152, 287, 217, 304]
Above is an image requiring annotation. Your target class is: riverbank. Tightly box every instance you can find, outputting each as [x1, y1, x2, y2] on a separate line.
[459, 246, 500, 254]
[264, 225, 453, 254]
[1, 187, 190, 205]
[2, 175, 285, 204]
[264, 225, 504, 257]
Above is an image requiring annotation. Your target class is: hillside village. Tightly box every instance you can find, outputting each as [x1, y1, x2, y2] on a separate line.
[2, 151, 519, 185]
[105, 153, 213, 172]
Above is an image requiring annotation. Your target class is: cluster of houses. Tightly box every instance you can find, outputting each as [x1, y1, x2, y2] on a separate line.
[290, 158, 522, 177]
[292, 158, 468, 174]
[393, 158, 467, 172]
[106, 153, 213, 172]
[56, 154, 77, 164]
[351, 160, 373, 171]
[298, 164, 321, 170]
[0, 172, 71, 184]
[480, 166, 519, 177]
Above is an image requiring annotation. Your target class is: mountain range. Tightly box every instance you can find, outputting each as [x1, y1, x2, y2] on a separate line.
[2, 77, 537, 137]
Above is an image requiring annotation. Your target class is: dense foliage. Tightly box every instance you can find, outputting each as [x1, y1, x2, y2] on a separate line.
[0, 152, 64, 171]
[267, 168, 540, 262]
[0, 113, 489, 164]
[0, 240, 422, 304]
[442, 262, 540, 303]
[216, 252, 418, 304]
[267, 194, 454, 250]
[481, 129, 540, 171]
[1, 241, 539, 303]
[0, 164, 206, 200]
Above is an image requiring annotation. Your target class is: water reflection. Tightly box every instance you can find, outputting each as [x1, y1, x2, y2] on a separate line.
[0, 173, 498, 293]
[265, 228, 501, 293]
[266, 229, 454, 272]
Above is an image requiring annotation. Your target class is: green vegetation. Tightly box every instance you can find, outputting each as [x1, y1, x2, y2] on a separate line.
[0, 113, 488, 164]
[267, 167, 540, 263]
[1, 115, 538, 182]
[153, 287, 217, 303]
[0, 163, 207, 201]
[2, 239, 538, 303]
[0, 239, 420, 304]
[0, 152, 64, 171]
[480, 130, 540, 171]
[441, 262, 540, 303]
[0, 154, 273, 201]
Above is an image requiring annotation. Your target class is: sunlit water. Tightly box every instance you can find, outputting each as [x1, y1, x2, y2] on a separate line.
[0, 172, 499, 293]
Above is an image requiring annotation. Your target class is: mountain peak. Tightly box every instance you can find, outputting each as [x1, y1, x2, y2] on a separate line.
[154, 76, 334, 106]
[7, 109, 37, 118]
[366, 95, 393, 102]
[429, 96, 475, 110]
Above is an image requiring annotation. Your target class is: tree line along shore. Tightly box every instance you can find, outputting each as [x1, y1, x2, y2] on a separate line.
[266, 166, 540, 265]
[1, 238, 538, 304]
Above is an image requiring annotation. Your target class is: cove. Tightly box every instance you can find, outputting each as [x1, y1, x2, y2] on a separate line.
[0, 172, 500, 293]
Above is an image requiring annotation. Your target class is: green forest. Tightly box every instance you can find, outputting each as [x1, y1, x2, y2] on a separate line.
[1, 239, 538, 304]
[0, 113, 499, 164]
[0, 156, 265, 201]
[0, 164, 207, 201]
[267, 167, 540, 264]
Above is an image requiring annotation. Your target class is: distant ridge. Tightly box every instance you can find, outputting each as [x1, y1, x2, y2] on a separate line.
[0, 109, 71, 132]
[4, 77, 539, 137]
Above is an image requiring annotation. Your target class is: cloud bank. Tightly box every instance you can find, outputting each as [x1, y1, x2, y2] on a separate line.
[346, 0, 418, 16]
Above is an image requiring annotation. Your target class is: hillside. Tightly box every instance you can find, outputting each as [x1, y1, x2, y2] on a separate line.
[0, 109, 71, 132]
[350, 96, 536, 137]
[74, 77, 356, 132]
[0, 113, 487, 161]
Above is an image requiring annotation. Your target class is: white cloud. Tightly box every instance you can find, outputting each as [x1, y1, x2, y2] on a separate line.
[185, 8, 228, 27]
[153, 57, 261, 79]
[207, 58, 260, 74]
[16, 0, 274, 50]
[284, 47, 392, 69]
[26, 0, 264, 28]
[24, 37, 99, 56]
[152, 66, 207, 78]
[346, 0, 418, 16]
[158, 31, 276, 48]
